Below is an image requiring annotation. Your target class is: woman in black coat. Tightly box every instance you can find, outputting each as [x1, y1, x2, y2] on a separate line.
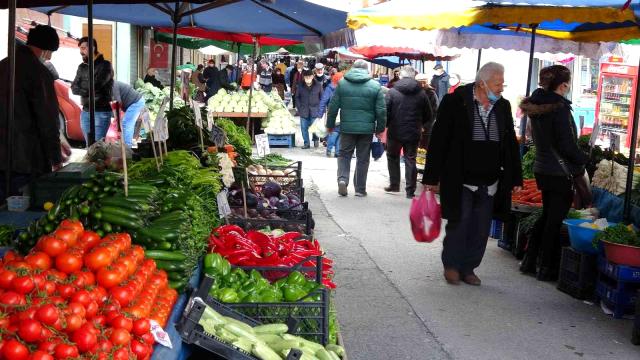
[519, 65, 589, 281]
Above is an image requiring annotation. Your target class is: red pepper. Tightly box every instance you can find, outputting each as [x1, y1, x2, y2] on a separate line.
[214, 225, 246, 237]
[216, 248, 253, 258]
[274, 232, 303, 243]
[246, 231, 274, 248]
[227, 255, 251, 264]
[223, 232, 260, 252]
[208, 235, 226, 250]
[258, 252, 282, 266]
[322, 279, 336, 289]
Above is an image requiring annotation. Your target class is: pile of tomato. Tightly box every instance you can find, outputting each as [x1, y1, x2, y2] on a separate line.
[0, 219, 178, 360]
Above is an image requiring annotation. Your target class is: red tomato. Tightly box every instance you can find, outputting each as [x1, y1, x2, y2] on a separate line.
[109, 328, 131, 346]
[95, 339, 112, 353]
[72, 328, 97, 353]
[42, 281, 56, 295]
[77, 231, 100, 251]
[36, 304, 60, 326]
[55, 284, 76, 299]
[140, 332, 155, 345]
[84, 248, 113, 272]
[38, 340, 57, 353]
[0, 315, 9, 329]
[3, 250, 20, 262]
[130, 339, 149, 360]
[31, 273, 46, 289]
[96, 267, 123, 289]
[70, 290, 92, 308]
[40, 236, 67, 258]
[0, 269, 16, 289]
[18, 308, 37, 321]
[44, 270, 67, 283]
[110, 286, 133, 307]
[53, 229, 78, 247]
[84, 301, 98, 320]
[29, 350, 54, 360]
[111, 315, 133, 331]
[55, 252, 83, 274]
[66, 302, 86, 318]
[54, 343, 79, 360]
[112, 347, 130, 360]
[0, 291, 25, 307]
[58, 219, 84, 236]
[18, 319, 43, 343]
[92, 314, 106, 327]
[2, 339, 29, 360]
[64, 314, 83, 333]
[89, 286, 107, 305]
[40, 325, 53, 340]
[25, 252, 52, 271]
[11, 276, 34, 295]
[132, 318, 150, 337]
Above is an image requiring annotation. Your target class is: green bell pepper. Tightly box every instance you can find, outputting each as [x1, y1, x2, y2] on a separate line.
[258, 288, 281, 303]
[282, 284, 307, 302]
[286, 271, 306, 286]
[204, 253, 223, 273]
[218, 287, 239, 303]
[231, 268, 247, 280]
[220, 259, 231, 277]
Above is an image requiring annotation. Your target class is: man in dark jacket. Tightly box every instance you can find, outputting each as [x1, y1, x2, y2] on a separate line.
[314, 62, 330, 89]
[430, 64, 450, 102]
[295, 69, 323, 149]
[0, 25, 64, 199]
[112, 81, 145, 147]
[72, 37, 114, 146]
[423, 62, 522, 286]
[385, 66, 432, 198]
[203, 59, 220, 100]
[327, 60, 386, 197]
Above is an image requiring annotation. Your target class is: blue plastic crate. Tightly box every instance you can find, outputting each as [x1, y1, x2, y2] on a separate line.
[596, 278, 639, 308]
[490, 220, 503, 240]
[598, 256, 640, 283]
[268, 134, 295, 148]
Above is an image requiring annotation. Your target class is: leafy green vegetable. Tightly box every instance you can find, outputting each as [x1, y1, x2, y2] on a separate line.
[215, 118, 253, 167]
[255, 154, 293, 168]
[134, 79, 185, 122]
[522, 146, 536, 180]
[519, 208, 542, 238]
[594, 223, 640, 248]
[166, 106, 211, 150]
[0, 225, 14, 247]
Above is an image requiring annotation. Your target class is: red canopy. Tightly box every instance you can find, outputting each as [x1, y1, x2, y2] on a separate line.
[349, 45, 458, 61]
[156, 27, 302, 46]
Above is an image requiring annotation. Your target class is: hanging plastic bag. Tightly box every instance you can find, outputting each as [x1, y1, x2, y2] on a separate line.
[409, 190, 442, 243]
[371, 135, 385, 160]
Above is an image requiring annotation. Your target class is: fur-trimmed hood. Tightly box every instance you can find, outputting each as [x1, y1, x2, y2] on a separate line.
[519, 88, 571, 117]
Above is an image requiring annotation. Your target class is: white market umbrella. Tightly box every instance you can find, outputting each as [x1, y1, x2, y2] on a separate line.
[199, 45, 233, 56]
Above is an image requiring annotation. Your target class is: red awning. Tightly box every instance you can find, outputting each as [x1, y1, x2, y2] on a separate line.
[156, 27, 302, 46]
[349, 45, 458, 61]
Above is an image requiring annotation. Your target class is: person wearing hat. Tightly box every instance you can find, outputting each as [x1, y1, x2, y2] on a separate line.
[314, 62, 330, 89]
[72, 37, 115, 146]
[258, 59, 273, 92]
[430, 64, 450, 102]
[295, 68, 323, 149]
[0, 25, 66, 199]
[415, 73, 439, 150]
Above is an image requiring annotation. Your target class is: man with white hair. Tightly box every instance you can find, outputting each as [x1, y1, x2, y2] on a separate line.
[327, 59, 386, 197]
[384, 66, 433, 198]
[422, 62, 522, 286]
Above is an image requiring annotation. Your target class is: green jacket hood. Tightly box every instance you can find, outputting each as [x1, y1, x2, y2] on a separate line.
[344, 68, 372, 83]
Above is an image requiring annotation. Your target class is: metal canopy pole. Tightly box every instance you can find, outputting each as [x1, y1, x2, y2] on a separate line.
[623, 58, 640, 222]
[246, 36, 258, 134]
[169, 1, 181, 111]
[476, 48, 482, 72]
[235, 42, 242, 83]
[519, 24, 538, 156]
[5, 0, 16, 199]
[88, 0, 96, 145]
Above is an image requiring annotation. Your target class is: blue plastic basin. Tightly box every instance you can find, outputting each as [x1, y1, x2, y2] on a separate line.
[563, 219, 610, 255]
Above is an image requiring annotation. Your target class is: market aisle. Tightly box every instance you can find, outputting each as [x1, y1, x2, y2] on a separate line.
[275, 147, 639, 360]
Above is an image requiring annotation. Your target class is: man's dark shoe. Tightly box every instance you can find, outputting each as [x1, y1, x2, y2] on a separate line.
[536, 268, 558, 282]
[384, 186, 400, 193]
[354, 192, 367, 197]
[302, 144, 310, 149]
[338, 181, 348, 197]
[444, 268, 460, 285]
[406, 193, 415, 199]
[519, 255, 537, 275]
[313, 140, 319, 148]
[463, 273, 482, 286]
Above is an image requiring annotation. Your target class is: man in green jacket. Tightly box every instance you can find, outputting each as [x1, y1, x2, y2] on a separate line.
[327, 60, 386, 197]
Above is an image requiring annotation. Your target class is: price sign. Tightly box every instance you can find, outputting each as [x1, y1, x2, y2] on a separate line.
[217, 190, 232, 218]
[191, 99, 203, 129]
[141, 108, 152, 134]
[589, 122, 600, 148]
[255, 133, 271, 157]
[153, 97, 169, 141]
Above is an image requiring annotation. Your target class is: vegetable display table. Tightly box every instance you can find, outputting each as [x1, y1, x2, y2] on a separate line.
[151, 261, 203, 360]
[210, 112, 268, 142]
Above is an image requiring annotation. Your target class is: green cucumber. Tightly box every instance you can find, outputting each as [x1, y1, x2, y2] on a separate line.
[154, 260, 189, 272]
[138, 228, 179, 243]
[144, 250, 187, 261]
[253, 324, 288, 335]
[167, 271, 187, 281]
[99, 212, 143, 229]
[100, 198, 152, 212]
[99, 206, 141, 220]
[168, 279, 188, 290]
[325, 345, 345, 357]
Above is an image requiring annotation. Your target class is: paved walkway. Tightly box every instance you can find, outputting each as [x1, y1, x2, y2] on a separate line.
[275, 147, 639, 360]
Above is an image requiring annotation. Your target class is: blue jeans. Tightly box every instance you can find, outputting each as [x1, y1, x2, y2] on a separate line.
[122, 98, 146, 146]
[300, 117, 315, 146]
[81, 110, 112, 146]
[327, 126, 340, 153]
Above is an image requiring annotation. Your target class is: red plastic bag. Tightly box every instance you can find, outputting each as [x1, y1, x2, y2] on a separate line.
[409, 190, 442, 243]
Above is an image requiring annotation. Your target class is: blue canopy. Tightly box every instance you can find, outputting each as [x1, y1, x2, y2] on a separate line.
[33, 0, 347, 40]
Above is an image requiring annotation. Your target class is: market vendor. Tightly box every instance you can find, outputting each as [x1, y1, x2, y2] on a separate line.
[0, 25, 65, 199]
[112, 81, 146, 147]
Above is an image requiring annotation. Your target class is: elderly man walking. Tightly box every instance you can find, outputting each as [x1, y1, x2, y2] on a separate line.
[384, 66, 433, 199]
[422, 62, 522, 286]
[327, 60, 386, 197]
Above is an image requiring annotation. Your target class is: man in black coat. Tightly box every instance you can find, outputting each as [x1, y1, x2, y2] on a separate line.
[0, 25, 65, 199]
[422, 62, 523, 286]
[72, 37, 114, 146]
[203, 59, 220, 101]
[384, 66, 432, 198]
[430, 64, 450, 102]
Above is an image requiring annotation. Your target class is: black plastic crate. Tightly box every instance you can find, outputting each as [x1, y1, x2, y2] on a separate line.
[557, 247, 598, 300]
[229, 205, 314, 235]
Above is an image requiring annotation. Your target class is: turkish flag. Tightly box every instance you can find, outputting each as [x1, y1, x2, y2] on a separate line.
[149, 40, 169, 69]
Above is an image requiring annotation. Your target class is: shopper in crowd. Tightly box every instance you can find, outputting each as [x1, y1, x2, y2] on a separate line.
[258, 59, 273, 92]
[272, 67, 287, 99]
[203, 59, 220, 100]
[318, 72, 344, 158]
[240, 60, 256, 90]
[387, 70, 400, 88]
[519, 65, 589, 281]
[430, 64, 450, 101]
[295, 69, 323, 149]
[276, 59, 287, 76]
[415, 73, 439, 150]
[219, 65, 236, 92]
[285, 60, 295, 91]
[327, 60, 386, 197]
[448, 73, 462, 94]
[144, 67, 163, 89]
[422, 62, 522, 286]
[314, 62, 330, 89]
[0, 25, 66, 199]
[385, 66, 433, 199]
[72, 37, 115, 146]
[191, 64, 207, 102]
[290, 61, 304, 110]
[112, 81, 146, 147]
